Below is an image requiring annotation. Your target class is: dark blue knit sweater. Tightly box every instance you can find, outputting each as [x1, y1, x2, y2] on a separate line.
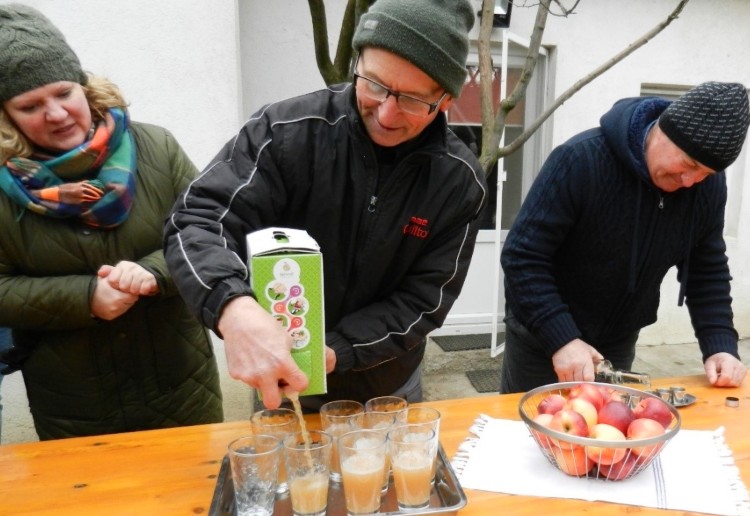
[501, 96, 739, 362]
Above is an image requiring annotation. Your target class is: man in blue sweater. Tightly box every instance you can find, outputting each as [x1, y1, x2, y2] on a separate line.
[500, 82, 749, 393]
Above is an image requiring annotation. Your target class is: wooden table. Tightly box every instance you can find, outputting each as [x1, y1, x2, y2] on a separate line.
[1, 374, 747, 515]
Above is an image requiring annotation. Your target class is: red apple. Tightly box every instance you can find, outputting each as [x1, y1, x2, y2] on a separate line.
[564, 397, 598, 430]
[607, 390, 627, 403]
[627, 417, 666, 458]
[598, 452, 641, 480]
[568, 383, 605, 411]
[537, 393, 566, 415]
[586, 423, 627, 465]
[552, 445, 595, 476]
[633, 397, 673, 429]
[597, 400, 635, 435]
[549, 409, 589, 449]
[531, 413, 555, 449]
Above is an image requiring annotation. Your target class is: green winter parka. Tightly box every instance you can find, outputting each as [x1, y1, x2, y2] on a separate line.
[0, 122, 223, 440]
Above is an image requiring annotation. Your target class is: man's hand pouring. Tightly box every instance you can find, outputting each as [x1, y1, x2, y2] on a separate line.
[218, 296, 309, 408]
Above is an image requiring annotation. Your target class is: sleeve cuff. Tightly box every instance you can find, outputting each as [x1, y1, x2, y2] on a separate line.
[327, 331, 355, 373]
[202, 277, 255, 335]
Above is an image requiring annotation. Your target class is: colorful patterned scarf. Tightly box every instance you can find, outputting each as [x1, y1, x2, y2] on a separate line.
[0, 107, 136, 228]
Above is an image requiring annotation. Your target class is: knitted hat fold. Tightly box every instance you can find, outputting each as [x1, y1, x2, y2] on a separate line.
[0, 3, 87, 102]
[659, 82, 750, 171]
[352, 0, 474, 98]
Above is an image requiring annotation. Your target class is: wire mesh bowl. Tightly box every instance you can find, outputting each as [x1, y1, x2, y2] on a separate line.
[518, 382, 681, 481]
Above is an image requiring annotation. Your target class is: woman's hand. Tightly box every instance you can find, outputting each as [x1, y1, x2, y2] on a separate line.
[90, 276, 140, 320]
[98, 261, 159, 296]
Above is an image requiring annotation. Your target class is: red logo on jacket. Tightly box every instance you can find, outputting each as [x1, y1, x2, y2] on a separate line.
[403, 216, 430, 239]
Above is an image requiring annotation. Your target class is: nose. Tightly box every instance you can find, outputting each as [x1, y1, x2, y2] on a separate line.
[44, 101, 67, 122]
[377, 95, 402, 125]
[680, 169, 707, 188]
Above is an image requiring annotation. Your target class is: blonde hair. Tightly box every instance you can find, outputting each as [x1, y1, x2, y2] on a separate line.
[0, 74, 128, 162]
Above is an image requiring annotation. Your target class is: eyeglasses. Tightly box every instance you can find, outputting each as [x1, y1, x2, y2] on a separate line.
[353, 59, 448, 117]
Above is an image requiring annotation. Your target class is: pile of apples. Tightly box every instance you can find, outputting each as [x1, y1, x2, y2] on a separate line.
[528, 383, 674, 480]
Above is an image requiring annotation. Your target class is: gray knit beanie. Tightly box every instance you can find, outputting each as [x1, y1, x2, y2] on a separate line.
[0, 4, 87, 102]
[659, 81, 750, 171]
[352, 0, 474, 98]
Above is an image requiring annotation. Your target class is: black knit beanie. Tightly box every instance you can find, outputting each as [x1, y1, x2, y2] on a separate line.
[352, 0, 474, 98]
[0, 4, 87, 102]
[659, 82, 750, 171]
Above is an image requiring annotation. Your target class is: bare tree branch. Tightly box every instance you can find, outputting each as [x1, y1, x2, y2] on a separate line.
[309, 0, 372, 84]
[307, 0, 337, 83]
[478, 0, 550, 172]
[498, 0, 689, 160]
[307, 0, 689, 178]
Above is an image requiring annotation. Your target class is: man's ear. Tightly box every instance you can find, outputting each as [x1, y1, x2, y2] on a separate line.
[439, 96, 454, 112]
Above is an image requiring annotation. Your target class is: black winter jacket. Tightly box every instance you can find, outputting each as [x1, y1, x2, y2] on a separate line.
[501, 97, 739, 362]
[165, 84, 487, 402]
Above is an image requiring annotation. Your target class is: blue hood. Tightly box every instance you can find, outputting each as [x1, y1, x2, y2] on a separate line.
[599, 96, 671, 185]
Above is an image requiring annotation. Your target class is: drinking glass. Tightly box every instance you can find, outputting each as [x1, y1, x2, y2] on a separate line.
[338, 429, 388, 515]
[405, 406, 442, 482]
[363, 411, 398, 492]
[283, 430, 333, 516]
[251, 407, 300, 494]
[365, 396, 408, 423]
[388, 425, 438, 511]
[319, 400, 365, 482]
[228, 434, 281, 516]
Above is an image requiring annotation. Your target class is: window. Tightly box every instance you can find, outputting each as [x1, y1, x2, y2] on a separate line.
[448, 66, 525, 230]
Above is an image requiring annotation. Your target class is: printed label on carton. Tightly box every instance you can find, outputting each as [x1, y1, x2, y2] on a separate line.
[247, 228, 326, 396]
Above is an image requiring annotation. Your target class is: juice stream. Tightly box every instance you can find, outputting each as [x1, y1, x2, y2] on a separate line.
[286, 391, 314, 468]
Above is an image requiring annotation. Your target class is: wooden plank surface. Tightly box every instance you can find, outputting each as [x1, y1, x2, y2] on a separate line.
[0, 374, 747, 515]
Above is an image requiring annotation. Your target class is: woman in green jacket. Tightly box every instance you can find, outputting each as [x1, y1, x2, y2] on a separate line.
[0, 4, 223, 440]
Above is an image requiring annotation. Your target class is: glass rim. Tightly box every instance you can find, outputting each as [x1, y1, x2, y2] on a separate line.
[227, 433, 282, 457]
[338, 428, 388, 450]
[387, 425, 436, 443]
[282, 429, 333, 451]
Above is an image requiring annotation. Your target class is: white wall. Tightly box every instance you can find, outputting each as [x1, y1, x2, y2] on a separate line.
[4, 0, 749, 343]
[505, 0, 750, 342]
[5, 0, 243, 170]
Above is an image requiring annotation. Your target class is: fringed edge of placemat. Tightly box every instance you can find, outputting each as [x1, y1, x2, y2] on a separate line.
[451, 413, 491, 481]
[714, 426, 750, 515]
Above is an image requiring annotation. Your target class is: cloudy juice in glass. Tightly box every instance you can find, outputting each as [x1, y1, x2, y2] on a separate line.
[320, 400, 364, 482]
[338, 429, 387, 515]
[388, 425, 437, 511]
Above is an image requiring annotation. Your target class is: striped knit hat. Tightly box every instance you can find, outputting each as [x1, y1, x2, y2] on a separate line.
[659, 82, 750, 171]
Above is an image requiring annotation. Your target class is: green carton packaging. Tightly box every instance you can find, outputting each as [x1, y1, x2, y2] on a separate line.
[246, 228, 327, 396]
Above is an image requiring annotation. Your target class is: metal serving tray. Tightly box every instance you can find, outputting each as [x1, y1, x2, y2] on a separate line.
[209, 444, 467, 516]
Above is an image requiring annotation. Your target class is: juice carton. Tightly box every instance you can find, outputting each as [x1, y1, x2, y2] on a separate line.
[246, 228, 327, 396]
